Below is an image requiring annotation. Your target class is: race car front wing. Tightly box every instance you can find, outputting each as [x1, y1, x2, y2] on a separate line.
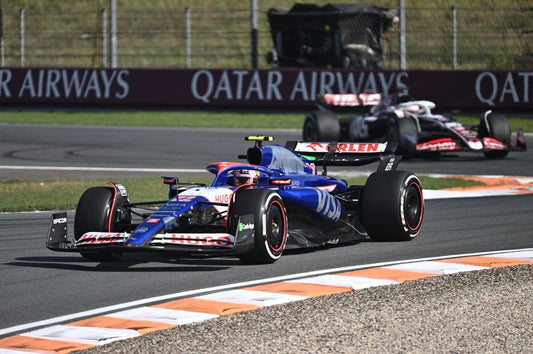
[47, 212, 248, 255]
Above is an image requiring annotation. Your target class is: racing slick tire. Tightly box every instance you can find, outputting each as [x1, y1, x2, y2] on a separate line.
[360, 171, 423, 241]
[479, 111, 511, 159]
[228, 189, 288, 264]
[394, 116, 418, 157]
[303, 111, 341, 141]
[74, 187, 124, 261]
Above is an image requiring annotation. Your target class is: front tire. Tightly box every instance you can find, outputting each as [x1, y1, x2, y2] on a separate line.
[74, 187, 124, 261]
[228, 189, 287, 264]
[303, 111, 341, 141]
[361, 171, 424, 241]
[479, 111, 511, 159]
[386, 114, 418, 157]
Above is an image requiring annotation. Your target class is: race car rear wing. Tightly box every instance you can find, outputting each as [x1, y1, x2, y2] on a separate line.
[286, 140, 401, 173]
[316, 93, 381, 113]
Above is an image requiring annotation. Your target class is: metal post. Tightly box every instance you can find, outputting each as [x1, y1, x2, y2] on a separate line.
[0, 0, 4, 67]
[19, 8, 24, 67]
[399, 0, 406, 70]
[185, 7, 191, 68]
[250, 0, 258, 69]
[110, 0, 117, 68]
[452, 6, 457, 70]
[102, 8, 108, 68]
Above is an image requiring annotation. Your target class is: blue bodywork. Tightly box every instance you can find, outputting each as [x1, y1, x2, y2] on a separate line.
[47, 140, 380, 256]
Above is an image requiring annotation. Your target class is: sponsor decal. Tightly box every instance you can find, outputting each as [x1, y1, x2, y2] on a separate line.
[152, 233, 235, 248]
[475, 71, 533, 106]
[482, 137, 506, 150]
[191, 70, 408, 103]
[316, 184, 337, 193]
[214, 194, 230, 204]
[52, 217, 67, 224]
[238, 222, 254, 232]
[76, 232, 127, 245]
[0, 68, 129, 99]
[146, 218, 160, 223]
[178, 195, 196, 202]
[323, 92, 381, 106]
[295, 142, 387, 153]
[383, 157, 397, 171]
[417, 138, 460, 151]
[315, 189, 342, 222]
[115, 183, 128, 197]
[178, 187, 232, 212]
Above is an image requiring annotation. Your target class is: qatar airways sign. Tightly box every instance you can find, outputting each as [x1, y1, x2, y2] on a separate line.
[0, 69, 129, 101]
[0, 68, 531, 112]
[190, 69, 409, 104]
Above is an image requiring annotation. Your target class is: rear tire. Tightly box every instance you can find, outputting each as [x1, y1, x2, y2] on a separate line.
[361, 171, 423, 241]
[228, 189, 287, 264]
[74, 187, 123, 261]
[479, 111, 511, 159]
[303, 111, 341, 141]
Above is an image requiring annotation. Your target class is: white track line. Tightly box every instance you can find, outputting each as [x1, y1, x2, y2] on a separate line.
[0, 165, 206, 173]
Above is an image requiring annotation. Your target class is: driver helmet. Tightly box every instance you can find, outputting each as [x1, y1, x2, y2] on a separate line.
[231, 169, 259, 185]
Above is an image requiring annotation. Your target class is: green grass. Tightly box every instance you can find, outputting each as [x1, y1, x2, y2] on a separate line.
[0, 110, 532, 132]
[0, 110, 305, 129]
[0, 175, 482, 212]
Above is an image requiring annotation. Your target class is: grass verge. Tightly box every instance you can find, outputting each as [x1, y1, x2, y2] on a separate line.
[0, 110, 532, 132]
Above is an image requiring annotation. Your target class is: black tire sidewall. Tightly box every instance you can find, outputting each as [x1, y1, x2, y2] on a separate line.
[361, 171, 423, 241]
[74, 187, 114, 240]
[74, 186, 123, 261]
[303, 111, 341, 141]
[229, 189, 287, 264]
[479, 112, 511, 158]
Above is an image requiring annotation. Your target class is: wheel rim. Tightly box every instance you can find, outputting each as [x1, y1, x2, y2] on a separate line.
[404, 182, 423, 231]
[266, 202, 285, 252]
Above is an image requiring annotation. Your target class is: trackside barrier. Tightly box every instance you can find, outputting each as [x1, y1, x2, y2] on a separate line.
[0, 68, 531, 113]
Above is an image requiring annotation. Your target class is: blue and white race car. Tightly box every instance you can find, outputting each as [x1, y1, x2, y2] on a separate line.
[47, 136, 424, 264]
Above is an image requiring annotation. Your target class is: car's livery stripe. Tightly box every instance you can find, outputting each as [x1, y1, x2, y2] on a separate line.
[1, 249, 532, 353]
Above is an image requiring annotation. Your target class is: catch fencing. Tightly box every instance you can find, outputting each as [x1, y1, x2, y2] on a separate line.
[0, 1, 531, 70]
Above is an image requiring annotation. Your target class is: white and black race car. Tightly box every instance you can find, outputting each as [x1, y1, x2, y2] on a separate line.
[303, 92, 527, 158]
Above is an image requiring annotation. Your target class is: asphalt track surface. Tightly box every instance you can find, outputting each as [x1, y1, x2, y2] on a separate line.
[1, 124, 532, 180]
[1, 124, 532, 336]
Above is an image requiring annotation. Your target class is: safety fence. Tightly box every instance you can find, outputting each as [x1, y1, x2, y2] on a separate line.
[0, 1, 531, 70]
